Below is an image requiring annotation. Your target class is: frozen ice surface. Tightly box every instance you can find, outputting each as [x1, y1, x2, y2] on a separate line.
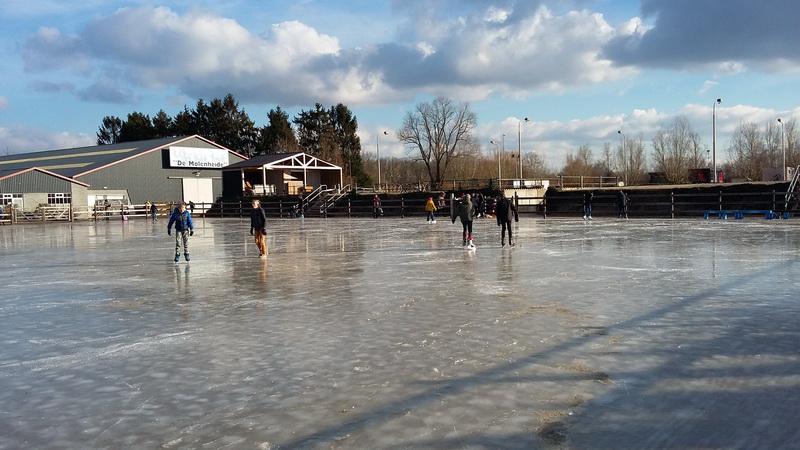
[1, 217, 800, 449]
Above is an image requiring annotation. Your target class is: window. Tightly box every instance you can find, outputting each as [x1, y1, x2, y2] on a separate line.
[47, 193, 71, 204]
[1, 193, 22, 206]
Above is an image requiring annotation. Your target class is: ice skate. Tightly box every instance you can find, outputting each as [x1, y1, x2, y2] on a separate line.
[184, 253, 190, 262]
[432, 220, 437, 224]
[509, 240, 515, 247]
[174, 254, 180, 263]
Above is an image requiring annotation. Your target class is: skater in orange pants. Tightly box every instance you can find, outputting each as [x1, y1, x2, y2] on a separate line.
[249, 199, 268, 257]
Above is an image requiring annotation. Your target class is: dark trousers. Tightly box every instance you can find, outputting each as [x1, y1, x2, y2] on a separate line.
[501, 221, 513, 243]
[461, 220, 473, 243]
[426, 211, 435, 221]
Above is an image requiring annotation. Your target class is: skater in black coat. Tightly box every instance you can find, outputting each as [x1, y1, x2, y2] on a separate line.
[495, 195, 518, 246]
[617, 190, 628, 219]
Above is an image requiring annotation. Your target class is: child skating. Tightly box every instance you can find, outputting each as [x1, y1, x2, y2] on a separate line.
[167, 202, 194, 263]
[451, 194, 476, 249]
[424, 196, 437, 223]
[495, 195, 518, 247]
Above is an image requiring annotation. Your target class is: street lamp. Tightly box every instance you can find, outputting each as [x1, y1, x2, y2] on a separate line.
[518, 117, 529, 179]
[502, 134, 506, 184]
[376, 130, 388, 190]
[778, 118, 785, 181]
[617, 130, 626, 185]
[490, 139, 501, 181]
[712, 98, 722, 183]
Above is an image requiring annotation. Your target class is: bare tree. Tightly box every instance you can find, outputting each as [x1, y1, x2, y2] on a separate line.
[561, 144, 598, 176]
[651, 116, 705, 183]
[726, 122, 765, 181]
[616, 134, 647, 185]
[397, 97, 477, 189]
[523, 152, 550, 179]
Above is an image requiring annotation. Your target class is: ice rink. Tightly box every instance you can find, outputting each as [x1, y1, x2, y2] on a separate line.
[1, 216, 799, 449]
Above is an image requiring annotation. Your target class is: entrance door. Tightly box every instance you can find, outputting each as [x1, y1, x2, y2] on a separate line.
[182, 178, 214, 209]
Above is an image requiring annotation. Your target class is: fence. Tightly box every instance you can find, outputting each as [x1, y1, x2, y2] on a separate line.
[519, 189, 800, 219]
[1, 189, 798, 225]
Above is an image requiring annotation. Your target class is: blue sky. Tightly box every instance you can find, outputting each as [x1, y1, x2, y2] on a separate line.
[1, 0, 799, 165]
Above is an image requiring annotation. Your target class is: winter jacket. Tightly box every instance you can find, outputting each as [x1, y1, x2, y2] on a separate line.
[495, 197, 518, 223]
[250, 206, 267, 233]
[168, 208, 194, 232]
[456, 198, 474, 223]
[424, 199, 437, 212]
[617, 191, 628, 207]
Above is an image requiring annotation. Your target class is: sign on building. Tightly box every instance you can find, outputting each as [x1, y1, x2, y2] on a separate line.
[169, 146, 229, 169]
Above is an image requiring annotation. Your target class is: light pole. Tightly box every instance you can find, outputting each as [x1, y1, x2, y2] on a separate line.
[518, 117, 529, 179]
[778, 118, 786, 181]
[712, 98, 721, 183]
[618, 130, 625, 185]
[490, 139, 501, 182]
[376, 130, 388, 190]
[501, 134, 506, 183]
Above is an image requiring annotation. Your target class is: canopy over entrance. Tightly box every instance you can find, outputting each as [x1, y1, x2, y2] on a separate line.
[222, 152, 343, 197]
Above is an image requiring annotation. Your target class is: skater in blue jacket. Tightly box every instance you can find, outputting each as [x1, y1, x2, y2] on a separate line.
[168, 202, 194, 263]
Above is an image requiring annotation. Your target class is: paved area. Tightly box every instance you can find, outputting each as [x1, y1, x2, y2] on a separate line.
[1, 217, 799, 449]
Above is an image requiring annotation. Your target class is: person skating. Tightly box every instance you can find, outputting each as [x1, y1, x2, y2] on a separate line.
[452, 194, 476, 249]
[583, 191, 594, 220]
[617, 190, 628, 219]
[250, 199, 268, 258]
[424, 196, 438, 223]
[496, 195, 519, 247]
[150, 201, 158, 222]
[167, 202, 194, 263]
[372, 195, 383, 218]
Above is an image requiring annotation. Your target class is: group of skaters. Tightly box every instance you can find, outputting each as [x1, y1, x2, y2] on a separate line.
[582, 190, 629, 220]
[163, 189, 630, 262]
[422, 192, 518, 249]
[451, 193, 518, 249]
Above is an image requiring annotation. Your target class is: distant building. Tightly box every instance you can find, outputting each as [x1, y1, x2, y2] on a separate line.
[0, 135, 246, 210]
[222, 152, 343, 198]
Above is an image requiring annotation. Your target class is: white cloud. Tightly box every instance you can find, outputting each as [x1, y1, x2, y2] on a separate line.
[477, 104, 800, 166]
[0, 96, 8, 110]
[22, 4, 636, 106]
[484, 6, 510, 23]
[358, 127, 407, 159]
[698, 80, 718, 95]
[0, 126, 94, 154]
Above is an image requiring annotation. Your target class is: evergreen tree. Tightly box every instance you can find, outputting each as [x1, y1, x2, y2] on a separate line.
[257, 106, 299, 154]
[330, 103, 369, 185]
[173, 107, 196, 136]
[294, 103, 338, 163]
[119, 112, 156, 142]
[96, 116, 123, 145]
[152, 110, 174, 138]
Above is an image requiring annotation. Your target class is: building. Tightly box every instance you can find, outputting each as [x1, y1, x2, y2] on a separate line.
[0, 135, 246, 210]
[222, 152, 343, 198]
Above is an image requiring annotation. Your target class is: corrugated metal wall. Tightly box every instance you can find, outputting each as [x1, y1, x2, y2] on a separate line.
[76, 138, 245, 203]
[0, 170, 74, 193]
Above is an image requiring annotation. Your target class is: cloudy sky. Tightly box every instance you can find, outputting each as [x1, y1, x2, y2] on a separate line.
[1, 0, 799, 165]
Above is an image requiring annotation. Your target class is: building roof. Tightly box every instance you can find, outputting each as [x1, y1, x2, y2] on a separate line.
[223, 152, 341, 170]
[224, 152, 304, 170]
[0, 135, 245, 178]
[0, 167, 91, 186]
